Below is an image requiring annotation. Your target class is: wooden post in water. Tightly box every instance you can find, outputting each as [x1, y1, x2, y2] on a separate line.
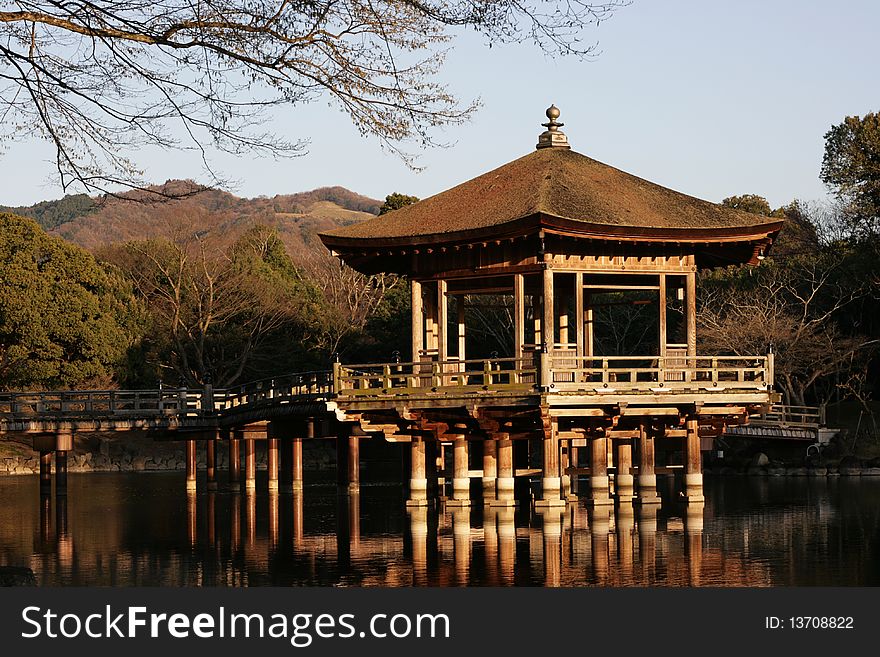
[482, 439, 497, 500]
[206, 436, 217, 491]
[448, 436, 470, 506]
[185, 439, 197, 493]
[267, 437, 279, 492]
[244, 438, 256, 491]
[406, 437, 428, 506]
[228, 436, 241, 487]
[280, 436, 293, 492]
[616, 439, 634, 503]
[292, 437, 304, 491]
[54, 431, 72, 497]
[491, 434, 515, 507]
[685, 417, 704, 503]
[637, 424, 661, 505]
[537, 421, 564, 507]
[39, 451, 52, 496]
[588, 435, 612, 507]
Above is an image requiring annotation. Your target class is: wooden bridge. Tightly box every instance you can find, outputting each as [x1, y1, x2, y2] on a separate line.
[1, 353, 778, 509]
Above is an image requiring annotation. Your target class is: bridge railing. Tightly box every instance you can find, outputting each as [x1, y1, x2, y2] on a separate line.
[0, 389, 203, 419]
[333, 358, 537, 397]
[549, 354, 772, 393]
[749, 404, 822, 429]
[213, 371, 333, 411]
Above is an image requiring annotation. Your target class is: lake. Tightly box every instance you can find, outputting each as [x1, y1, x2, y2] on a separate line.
[1, 473, 879, 586]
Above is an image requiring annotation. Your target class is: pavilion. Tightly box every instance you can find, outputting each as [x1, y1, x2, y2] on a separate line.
[320, 106, 782, 508]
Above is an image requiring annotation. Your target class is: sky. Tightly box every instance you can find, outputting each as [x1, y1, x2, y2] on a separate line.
[2, 0, 878, 209]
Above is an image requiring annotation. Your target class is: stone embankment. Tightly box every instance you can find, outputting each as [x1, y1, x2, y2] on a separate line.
[704, 454, 880, 477]
[1, 436, 336, 476]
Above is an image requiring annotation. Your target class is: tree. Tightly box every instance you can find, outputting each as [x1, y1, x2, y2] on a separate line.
[0, 212, 134, 389]
[821, 112, 880, 232]
[379, 192, 420, 215]
[0, 1, 626, 195]
[722, 194, 775, 217]
[100, 214, 319, 386]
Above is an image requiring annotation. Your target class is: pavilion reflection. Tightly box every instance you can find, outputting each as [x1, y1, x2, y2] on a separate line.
[16, 479, 820, 587]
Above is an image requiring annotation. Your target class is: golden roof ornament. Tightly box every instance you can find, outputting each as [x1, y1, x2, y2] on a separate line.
[536, 104, 570, 150]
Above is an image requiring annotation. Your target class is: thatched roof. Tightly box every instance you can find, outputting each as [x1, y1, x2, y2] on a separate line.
[320, 147, 782, 249]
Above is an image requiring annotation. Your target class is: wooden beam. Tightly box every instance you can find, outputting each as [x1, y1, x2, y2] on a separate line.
[575, 272, 584, 359]
[686, 270, 697, 356]
[437, 279, 448, 361]
[542, 267, 554, 350]
[659, 273, 667, 358]
[514, 273, 525, 362]
[411, 279, 423, 362]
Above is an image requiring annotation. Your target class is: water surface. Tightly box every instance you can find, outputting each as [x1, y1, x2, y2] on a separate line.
[1, 473, 878, 586]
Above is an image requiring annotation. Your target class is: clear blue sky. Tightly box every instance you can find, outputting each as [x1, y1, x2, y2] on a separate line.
[3, 0, 878, 208]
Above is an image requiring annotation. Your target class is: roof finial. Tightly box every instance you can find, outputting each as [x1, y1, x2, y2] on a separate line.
[536, 104, 570, 150]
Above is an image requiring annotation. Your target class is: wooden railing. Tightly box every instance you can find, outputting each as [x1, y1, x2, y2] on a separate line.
[1, 352, 776, 422]
[333, 358, 537, 397]
[0, 389, 203, 418]
[749, 404, 823, 430]
[549, 354, 772, 392]
[214, 371, 334, 412]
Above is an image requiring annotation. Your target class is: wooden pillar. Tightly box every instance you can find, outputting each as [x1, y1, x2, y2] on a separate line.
[292, 437, 303, 491]
[570, 445, 580, 497]
[686, 270, 697, 357]
[659, 273, 667, 358]
[406, 437, 428, 506]
[542, 267, 555, 349]
[267, 437, 279, 491]
[537, 423, 564, 507]
[588, 435, 612, 506]
[457, 296, 466, 361]
[514, 273, 525, 377]
[206, 437, 218, 491]
[492, 434, 515, 506]
[560, 442, 572, 500]
[348, 435, 360, 494]
[637, 424, 661, 505]
[616, 439, 634, 503]
[482, 439, 497, 499]
[244, 439, 256, 491]
[228, 437, 241, 486]
[39, 451, 52, 496]
[448, 436, 470, 506]
[280, 438, 293, 491]
[411, 279, 423, 362]
[185, 439, 197, 493]
[575, 272, 584, 360]
[437, 279, 448, 363]
[685, 417, 704, 503]
[55, 451, 68, 497]
[585, 291, 594, 359]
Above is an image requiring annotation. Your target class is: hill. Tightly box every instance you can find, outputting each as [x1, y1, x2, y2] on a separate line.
[2, 182, 380, 254]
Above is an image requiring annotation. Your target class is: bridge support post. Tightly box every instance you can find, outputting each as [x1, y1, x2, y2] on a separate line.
[637, 424, 661, 505]
[616, 439, 635, 503]
[491, 435, 515, 507]
[446, 436, 470, 506]
[206, 437, 218, 491]
[685, 417, 704, 504]
[228, 437, 241, 487]
[244, 439, 256, 491]
[185, 439, 197, 493]
[406, 437, 428, 506]
[293, 437, 304, 491]
[561, 441, 573, 501]
[55, 451, 68, 496]
[337, 434, 359, 494]
[280, 438, 293, 492]
[482, 439, 497, 500]
[537, 427, 564, 507]
[569, 445, 580, 499]
[267, 437, 279, 492]
[54, 430, 71, 497]
[39, 451, 53, 496]
[587, 435, 612, 507]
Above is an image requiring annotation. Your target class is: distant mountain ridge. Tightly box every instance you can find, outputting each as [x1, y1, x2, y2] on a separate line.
[1, 182, 381, 252]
